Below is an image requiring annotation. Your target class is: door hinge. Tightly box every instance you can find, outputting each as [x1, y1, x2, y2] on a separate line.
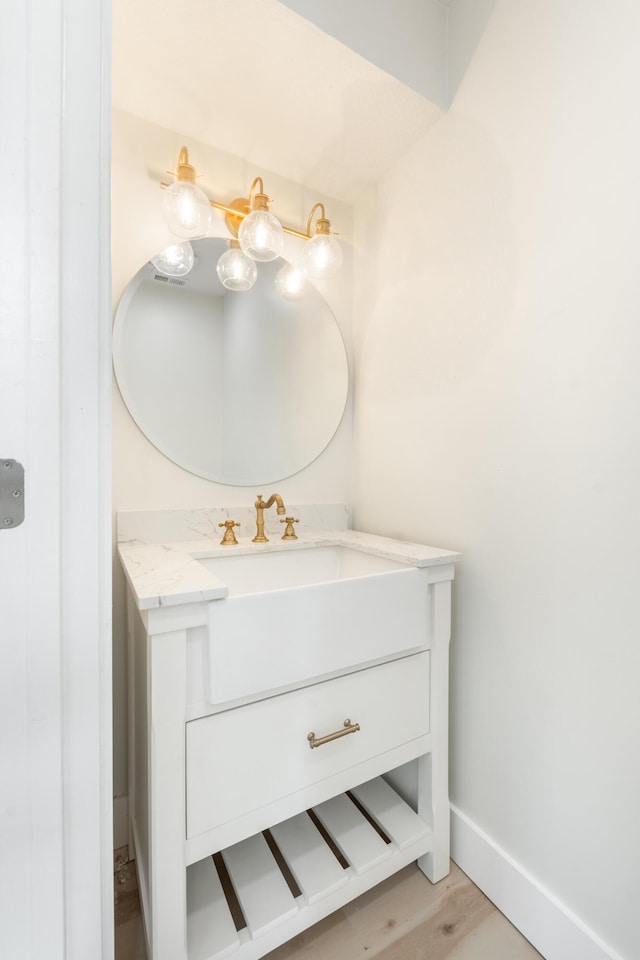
[1, 459, 25, 529]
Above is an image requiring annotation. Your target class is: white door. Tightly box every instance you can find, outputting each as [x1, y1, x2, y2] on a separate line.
[0, 1, 113, 958]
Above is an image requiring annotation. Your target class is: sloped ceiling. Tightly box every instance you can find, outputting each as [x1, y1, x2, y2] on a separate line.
[278, 0, 448, 105]
[112, 0, 442, 201]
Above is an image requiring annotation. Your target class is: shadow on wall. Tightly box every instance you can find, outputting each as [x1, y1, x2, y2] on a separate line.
[358, 115, 515, 405]
[304, 75, 442, 202]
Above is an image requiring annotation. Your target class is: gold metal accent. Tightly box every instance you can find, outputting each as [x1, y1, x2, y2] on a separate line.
[306, 202, 331, 237]
[223, 198, 250, 238]
[170, 146, 197, 184]
[280, 517, 299, 541]
[278, 222, 310, 241]
[160, 149, 335, 243]
[218, 520, 240, 545]
[222, 178, 272, 238]
[248, 176, 270, 211]
[214, 195, 310, 240]
[252, 493, 286, 543]
[307, 719, 360, 750]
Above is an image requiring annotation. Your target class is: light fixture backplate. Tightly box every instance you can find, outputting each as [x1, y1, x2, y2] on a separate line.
[224, 197, 250, 238]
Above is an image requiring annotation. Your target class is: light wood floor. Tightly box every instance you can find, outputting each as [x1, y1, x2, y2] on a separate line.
[115, 855, 543, 960]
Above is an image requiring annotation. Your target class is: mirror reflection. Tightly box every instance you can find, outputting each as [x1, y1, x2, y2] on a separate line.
[113, 238, 349, 485]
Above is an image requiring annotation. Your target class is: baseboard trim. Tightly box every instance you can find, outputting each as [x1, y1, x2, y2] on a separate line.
[450, 805, 625, 960]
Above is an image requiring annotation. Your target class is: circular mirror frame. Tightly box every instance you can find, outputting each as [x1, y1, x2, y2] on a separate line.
[113, 238, 349, 486]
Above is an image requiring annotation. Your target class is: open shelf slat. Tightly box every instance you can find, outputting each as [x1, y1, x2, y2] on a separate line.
[221, 833, 298, 938]
[186, 777, 432, 960]
[350, 777, 432, 851]
[311, 792, 392, 876]
[269, 811, 349, 905]
[186, 857, 240, 960]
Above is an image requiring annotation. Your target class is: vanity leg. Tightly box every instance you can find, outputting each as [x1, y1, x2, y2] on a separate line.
[148, 629, 188, 960]
[417, 753, 450, 883]
[418, 579, 452, 883]
[126, 591, 136, 857]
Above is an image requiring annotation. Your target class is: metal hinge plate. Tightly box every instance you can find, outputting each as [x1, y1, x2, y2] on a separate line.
[1, 459, 25, 529]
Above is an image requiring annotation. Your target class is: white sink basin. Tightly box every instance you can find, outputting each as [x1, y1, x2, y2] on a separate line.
[197, 545, 408, 595]
[199, 543, 430, 705]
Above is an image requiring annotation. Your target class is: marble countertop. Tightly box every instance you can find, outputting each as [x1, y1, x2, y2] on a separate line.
[118, 529, 462, 611]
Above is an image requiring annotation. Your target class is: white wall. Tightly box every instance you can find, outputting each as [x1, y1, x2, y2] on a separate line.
[353, 2, 640, 958]
[111, 109, 354, 805]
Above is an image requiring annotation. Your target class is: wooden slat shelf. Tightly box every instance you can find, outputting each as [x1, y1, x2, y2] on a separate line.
[186, 777, 432, 960]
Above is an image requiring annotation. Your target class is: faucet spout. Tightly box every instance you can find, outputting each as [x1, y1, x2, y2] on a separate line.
[253, 493, 286, 543]
[261, 493, 285, 513]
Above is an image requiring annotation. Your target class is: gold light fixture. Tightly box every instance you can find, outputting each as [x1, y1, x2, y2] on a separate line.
[150, 240, 195, 278]
[275, 262, 308, 301]
[158, 147, 342, 293]
[302, 202, 343, 278]
[160, 147, 213, 239]
[237, 177, 284, 262]
[216, 239, 258, 291]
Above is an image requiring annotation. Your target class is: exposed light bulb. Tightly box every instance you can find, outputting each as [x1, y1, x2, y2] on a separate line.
[275, 263, 307, 300]
[161, 181, 212, 239]
[216, 243, 257, 291]
[239, 209, 284, 262]
[302, 233, 343, 278]
[150, 241, 195, 277]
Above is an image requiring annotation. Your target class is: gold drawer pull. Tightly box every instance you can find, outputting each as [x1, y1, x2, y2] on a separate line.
[307, 719, 360, 749]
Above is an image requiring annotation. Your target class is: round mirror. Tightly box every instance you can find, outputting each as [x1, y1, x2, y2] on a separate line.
[113, 238, 349, 485]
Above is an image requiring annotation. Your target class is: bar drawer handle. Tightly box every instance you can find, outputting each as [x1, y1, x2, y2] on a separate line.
[307, 719, 360, 749]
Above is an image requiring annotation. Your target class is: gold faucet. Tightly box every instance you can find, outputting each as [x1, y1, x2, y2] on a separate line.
[280, 517, 300, 540]
[218, 520, 240, 545]
[253, 493, 286, 543]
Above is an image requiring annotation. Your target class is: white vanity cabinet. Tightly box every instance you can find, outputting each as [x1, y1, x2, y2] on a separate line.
[121, 528, 459, 960]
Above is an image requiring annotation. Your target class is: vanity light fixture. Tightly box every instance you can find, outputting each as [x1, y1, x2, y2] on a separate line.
[158, 147, 342, 293]
[216, 239, 258, 291]
[160, 148, 212, 239]
[302, 203, 343, 278]
[150, 240, 195, 278]
[237, 177, 284, 262]
[275, 262, 308, 301]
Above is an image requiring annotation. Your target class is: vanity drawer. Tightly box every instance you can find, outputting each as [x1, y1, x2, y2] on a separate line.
[186, 652, 429, 840]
